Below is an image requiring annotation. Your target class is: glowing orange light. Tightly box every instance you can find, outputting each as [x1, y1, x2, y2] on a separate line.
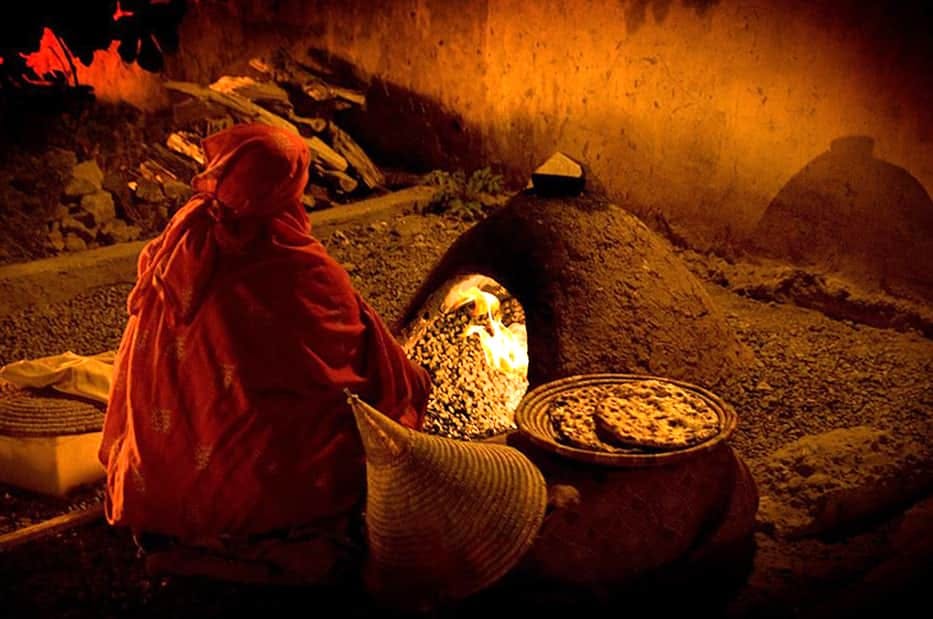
[20, 28, 70, 81]
[444, 281, 529, 376]
[114, 2, 136, 20]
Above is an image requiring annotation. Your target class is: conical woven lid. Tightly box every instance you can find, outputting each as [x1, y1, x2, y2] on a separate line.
[348, 393, 547, 608]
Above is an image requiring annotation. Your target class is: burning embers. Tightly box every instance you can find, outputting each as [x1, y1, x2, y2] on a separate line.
[406, 276, 528, 440]
[444, 283, 529, 375]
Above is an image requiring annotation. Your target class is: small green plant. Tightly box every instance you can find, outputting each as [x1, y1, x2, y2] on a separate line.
[421, 167, 505, 221]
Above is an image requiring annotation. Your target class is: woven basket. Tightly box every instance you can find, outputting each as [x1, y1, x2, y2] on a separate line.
[0, 380, 105, 437]
[348, 393, 547, 608]
[514, 373, 737, 468]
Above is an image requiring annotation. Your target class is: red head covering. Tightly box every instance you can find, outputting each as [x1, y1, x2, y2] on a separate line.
[193, 122, 310, 219]
[101, 123, 430, 540]
[127, 124, 312, 327]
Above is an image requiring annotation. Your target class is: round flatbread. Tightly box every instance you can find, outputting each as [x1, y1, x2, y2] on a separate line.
[595, 380, 720, 450]
[547, 386, 637, 453]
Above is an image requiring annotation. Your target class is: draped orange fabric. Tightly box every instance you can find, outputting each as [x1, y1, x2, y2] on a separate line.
[99, 124, 431, 540]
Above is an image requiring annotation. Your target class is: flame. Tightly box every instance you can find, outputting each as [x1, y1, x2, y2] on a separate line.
[114, 2, 136, 21]
[20, 29, 71, 82]
[445, 283, 528, 376]
[8, 27, 165, 109]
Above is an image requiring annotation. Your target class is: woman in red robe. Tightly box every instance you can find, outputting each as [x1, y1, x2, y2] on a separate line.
[99, 124, 430, 562]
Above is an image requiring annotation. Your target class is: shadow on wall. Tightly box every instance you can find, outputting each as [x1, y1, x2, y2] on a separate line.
[749, 136, 933, 303]
[336, 73, 485, 175]
[621, 0, 720, 34]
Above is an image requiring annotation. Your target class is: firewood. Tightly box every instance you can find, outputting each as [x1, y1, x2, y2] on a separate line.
[306, 82, 365, 107]
[167, 131, 206, 165]
[249, 51, 366, 108]
[210, 75, 294, 117]
[248, 57, 273, 75]
[327, 122, 384, 189]
[150, 145, 199, 181]
[210, 75, 289, 104]
[322, 169, 359, 194]
[306, 136, 348, 172]
[172, 97, 228, 129]
[164, 80, 349, 172]
[0, 505, 103, 551]
[288, 112, 327, 134]
[165, 81, 292, 131]
[205, 115, 236, 137]
[138, 159, 177, 184]
[307, 183, 332, 209]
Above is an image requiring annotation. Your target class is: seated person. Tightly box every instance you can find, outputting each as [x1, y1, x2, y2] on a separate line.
[98, 123, 430, 582]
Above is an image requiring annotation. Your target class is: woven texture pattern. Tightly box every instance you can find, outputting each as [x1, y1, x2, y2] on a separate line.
[0, 380, 104, 437]
[349, 394, 547, 607]
[515, 373, 737, 467]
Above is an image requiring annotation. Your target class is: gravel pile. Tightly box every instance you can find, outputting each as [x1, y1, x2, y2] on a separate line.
[0, 483, 104, 536]
[320, 215, 473, 325]
[408, 300, 528, 440]
[0, 284, 132, 367]
[1, 212, 932, 615]
[709, 286, 933, 468]
[6, 249, 923, 525]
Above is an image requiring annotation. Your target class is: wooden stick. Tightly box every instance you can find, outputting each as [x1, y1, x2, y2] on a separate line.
[210, 75, 291, 106]
[250, 52, 366, 108]
[0, 503, 104, 552]
[167, 131, 206, 165]
[164, 80, 349, 172]
[138, 159, 178, 184]
[288, 112, 327, 134]
[321, 169, 359, 194]
[151, 143, 200, 178]
[328, 122, 384, 189]
[305, 136, 348, 172]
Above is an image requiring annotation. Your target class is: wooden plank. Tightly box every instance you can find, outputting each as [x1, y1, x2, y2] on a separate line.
[306, 136, 348, 172]
[287, 112, 327, 134]
[249, 51, 366, 108]
[0, 504, 104, 552]
[328, 122, 384, 189]
[138, 159, 177, 184]
[321, 169, 359, 194]
[150, 143, 200, 178]
[167, 131, 205, 165]
[164, 80, 349, 172]
[210, 75, 291, 105]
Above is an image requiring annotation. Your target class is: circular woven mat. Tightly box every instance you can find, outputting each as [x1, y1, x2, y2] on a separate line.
[0, 380, 105, 437]
[514, 373, 737, 468]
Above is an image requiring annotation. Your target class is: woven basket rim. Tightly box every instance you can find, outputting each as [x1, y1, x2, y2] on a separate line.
[514, 373, 737, 468]
[350, 393, 547, 603]
[0, 381, 105, 437]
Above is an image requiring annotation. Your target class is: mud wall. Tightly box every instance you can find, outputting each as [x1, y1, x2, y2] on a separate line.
[108, 0, 933, 248]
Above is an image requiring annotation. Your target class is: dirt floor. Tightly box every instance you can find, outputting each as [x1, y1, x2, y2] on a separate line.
[0, 210, 931, 618]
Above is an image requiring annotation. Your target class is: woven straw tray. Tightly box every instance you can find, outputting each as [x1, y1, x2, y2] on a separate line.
[514, 373, 737, 468]
[0, 380, 105, 438]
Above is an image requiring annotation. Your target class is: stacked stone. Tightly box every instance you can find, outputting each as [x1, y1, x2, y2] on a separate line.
[46, 160, 142, 253]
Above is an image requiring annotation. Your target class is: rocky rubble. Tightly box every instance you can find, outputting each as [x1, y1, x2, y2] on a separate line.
[0, 210, 930, 615]
[755, 426, 931, 537]
[46, 159, 141, 253]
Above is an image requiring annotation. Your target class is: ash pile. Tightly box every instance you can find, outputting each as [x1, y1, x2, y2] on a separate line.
[408, 291, 528, 441]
